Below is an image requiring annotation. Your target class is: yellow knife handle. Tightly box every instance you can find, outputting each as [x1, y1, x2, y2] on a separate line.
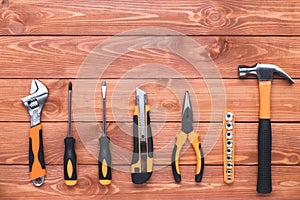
[131, 106, 153, 184]
[171, 131, 187, 182]
[131, 106, 141, 173]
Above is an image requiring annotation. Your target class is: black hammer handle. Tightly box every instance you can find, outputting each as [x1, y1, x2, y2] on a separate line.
[257, 119, 272, 194]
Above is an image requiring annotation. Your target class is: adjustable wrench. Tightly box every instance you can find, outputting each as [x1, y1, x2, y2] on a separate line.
[22, 79, 48, 187]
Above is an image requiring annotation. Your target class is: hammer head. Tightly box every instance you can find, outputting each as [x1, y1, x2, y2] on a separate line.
[238, 64, 294, 84]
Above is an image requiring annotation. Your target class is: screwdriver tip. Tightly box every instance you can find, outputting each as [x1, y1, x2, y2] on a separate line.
[68, 82, 72, 91]
[102, 81, 107, 99]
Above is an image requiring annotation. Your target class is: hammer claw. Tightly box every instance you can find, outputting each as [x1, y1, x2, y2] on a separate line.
[238, 63, 294, 84]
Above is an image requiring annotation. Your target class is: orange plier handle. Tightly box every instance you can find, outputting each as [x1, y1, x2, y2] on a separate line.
[171, 131, 204, 182]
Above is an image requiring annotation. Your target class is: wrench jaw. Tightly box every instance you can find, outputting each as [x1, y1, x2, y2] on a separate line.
[22, 80, 48, 127]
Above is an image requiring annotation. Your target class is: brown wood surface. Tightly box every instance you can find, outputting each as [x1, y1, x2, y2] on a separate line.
[0, 1, 300, 35]
[0, 166, 299, 199]
[0, 36, 299, 78]
[0, 0, 300, 199]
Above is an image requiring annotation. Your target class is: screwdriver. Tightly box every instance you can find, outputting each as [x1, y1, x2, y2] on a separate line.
[64, 82, 77, 186]
[98, 81, 112, 185]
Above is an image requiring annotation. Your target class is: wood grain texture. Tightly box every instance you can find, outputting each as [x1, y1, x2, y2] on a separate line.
[0, 36, 299, 78]
[0, 1, 299, 199]
[1, 79, 297, 122]
[0, 1, 300, 35]
[0, 165, 299, 199]
[0, 122, 299, 166]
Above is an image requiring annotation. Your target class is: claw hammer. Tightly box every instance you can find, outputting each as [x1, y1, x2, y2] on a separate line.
[238, 64, 294, 194]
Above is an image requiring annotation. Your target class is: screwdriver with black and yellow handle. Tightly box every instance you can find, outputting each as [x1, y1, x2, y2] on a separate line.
[98, 81, 112, 185]
[64, 82, 77, 186]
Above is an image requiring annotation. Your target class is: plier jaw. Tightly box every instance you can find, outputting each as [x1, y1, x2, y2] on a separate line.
[22, 79, 48, 127]
[181, 91, 193, 134]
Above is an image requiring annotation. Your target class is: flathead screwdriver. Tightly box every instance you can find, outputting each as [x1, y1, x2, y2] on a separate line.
[98, 81, 112, 185]
[64, 82, 77, 186]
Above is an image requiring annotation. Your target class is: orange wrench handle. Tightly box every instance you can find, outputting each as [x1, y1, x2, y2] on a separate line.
[29, 124, 46, 181]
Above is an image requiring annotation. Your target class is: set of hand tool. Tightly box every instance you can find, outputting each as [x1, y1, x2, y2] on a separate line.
[21, 63, 294, 193]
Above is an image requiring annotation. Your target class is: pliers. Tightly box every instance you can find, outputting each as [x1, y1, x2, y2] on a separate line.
[22, 79, 48, 186]
[171, 91, 204, 183]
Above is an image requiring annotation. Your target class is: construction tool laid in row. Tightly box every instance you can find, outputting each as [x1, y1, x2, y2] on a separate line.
[98, 81, 112, 185]
[22, 65, 295, 189]
[131, 88, 153, 184]
[239, 63, 294, 194]
[223, 111, 235, 184]
[22, 79, 48, 187]
[171, 91, 204, 183]
[64, 82, 77, 186]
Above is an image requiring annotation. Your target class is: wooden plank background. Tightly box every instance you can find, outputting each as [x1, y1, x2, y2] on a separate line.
[0, 0, 300, 199]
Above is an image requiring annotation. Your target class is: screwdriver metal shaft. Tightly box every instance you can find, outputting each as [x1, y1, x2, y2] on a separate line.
[68, 82, 72, 137]
[102, 81, 106, 137]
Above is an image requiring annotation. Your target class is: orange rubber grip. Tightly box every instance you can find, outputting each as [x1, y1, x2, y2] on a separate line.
[29, 124, 46, 181]
[259, 81, 271, 119]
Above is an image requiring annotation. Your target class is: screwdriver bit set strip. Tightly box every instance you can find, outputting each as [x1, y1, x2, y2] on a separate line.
[223, 111, 235, 184]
